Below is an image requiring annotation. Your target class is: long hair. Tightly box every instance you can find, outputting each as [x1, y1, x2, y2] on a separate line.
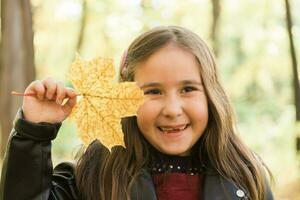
[75, 26, 271, 200]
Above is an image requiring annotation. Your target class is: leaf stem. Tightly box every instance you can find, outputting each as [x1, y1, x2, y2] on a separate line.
[11, 91, 36, 96]
[11, 91, 81, 97]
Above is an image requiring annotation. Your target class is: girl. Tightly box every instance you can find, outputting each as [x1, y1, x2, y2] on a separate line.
[0, 26, 273, 200]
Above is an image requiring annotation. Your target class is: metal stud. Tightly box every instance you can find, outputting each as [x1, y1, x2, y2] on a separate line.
[236, 189, 245, 198]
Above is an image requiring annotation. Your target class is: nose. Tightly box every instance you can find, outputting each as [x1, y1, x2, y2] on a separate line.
[162, 95, 183, 118]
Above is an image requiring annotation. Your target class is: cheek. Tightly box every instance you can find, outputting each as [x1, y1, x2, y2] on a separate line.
[187, 97, 209, 123]
[137, 100, 160, 131]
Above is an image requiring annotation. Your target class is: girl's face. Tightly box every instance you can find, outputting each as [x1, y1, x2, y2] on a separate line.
[135, 44, 208, 156]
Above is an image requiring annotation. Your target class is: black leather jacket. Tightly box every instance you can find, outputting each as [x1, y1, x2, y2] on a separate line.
[0, 110, 274, 200]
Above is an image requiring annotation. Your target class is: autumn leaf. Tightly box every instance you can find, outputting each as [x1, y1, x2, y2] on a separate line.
[68, 55, 144, 150]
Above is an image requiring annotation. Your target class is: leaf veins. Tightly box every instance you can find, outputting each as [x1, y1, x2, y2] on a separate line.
[68, 55, 144, 150]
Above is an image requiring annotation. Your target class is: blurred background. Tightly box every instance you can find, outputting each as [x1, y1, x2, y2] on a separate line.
[0, 0, 299, 199]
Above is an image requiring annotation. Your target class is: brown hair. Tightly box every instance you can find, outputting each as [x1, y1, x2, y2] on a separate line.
[75, 26, 271, 200]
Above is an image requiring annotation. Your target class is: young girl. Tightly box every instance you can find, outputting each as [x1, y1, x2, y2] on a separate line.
[0, 26, 273, 200]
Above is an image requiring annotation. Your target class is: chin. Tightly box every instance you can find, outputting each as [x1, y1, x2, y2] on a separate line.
[159, 147, 190, 156]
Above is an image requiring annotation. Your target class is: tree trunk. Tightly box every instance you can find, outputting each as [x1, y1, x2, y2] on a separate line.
[210, 0, 221, 56]
[284, 0, 300, 120]
[76, 0, 88, 54]
[0, 0, 36, 158]
[284, 0, 300, 151]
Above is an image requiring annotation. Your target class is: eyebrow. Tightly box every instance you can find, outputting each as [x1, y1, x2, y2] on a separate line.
[140, 80, 203, 89]
[181, 80, 203, 86]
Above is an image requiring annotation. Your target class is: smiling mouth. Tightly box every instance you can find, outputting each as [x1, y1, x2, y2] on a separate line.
[158, 124, 189, 134]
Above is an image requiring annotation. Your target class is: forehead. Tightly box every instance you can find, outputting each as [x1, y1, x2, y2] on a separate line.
[134, 44, 201, 85]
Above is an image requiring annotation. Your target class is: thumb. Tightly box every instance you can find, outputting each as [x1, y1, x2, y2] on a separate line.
[62, 96, 77, 116]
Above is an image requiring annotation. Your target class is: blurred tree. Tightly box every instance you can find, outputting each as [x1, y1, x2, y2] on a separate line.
[284, 0, 300, 151]
[76, 0, 87, 54]
[210, 0, 221, 56]
[0, 0, 36, 158]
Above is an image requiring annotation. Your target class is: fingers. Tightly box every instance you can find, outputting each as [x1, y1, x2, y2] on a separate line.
[26, 77, 77, 103]
[42, 77, 57, 100]
[65, 87, 77, 99]
[25, 80, 46, 100]
[55, 81, 67, 105]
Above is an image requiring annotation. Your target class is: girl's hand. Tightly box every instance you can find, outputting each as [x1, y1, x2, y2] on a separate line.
[22, 77, 77, 124]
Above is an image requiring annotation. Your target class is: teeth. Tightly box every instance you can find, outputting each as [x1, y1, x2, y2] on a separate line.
[160, 125, 187, 132]
[161, 127, 176, 131]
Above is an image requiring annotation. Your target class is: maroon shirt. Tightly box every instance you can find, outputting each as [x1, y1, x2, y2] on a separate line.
[152, 173, 203, 200]
[149, 150, 204, 200]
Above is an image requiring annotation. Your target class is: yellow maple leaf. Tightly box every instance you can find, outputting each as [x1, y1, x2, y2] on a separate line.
[68, 55, 144, 150]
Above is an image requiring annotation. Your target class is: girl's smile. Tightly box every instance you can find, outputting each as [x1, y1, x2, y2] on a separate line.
[158, 124, 189, 133]
[157, 124, 191, 141]
[135, 43, 209, 156]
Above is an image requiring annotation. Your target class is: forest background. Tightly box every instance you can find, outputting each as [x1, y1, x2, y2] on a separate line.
[0, 0, 299, 199]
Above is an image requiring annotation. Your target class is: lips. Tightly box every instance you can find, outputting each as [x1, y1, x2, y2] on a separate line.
[158, 124, 189, 134]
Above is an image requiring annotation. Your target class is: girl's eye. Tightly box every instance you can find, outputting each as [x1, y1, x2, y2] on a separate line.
[144, 89, 162, 95]
[182, 86, 197, 93]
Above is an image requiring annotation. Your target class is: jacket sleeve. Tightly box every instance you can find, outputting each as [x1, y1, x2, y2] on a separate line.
[0, 110, 78, 200]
